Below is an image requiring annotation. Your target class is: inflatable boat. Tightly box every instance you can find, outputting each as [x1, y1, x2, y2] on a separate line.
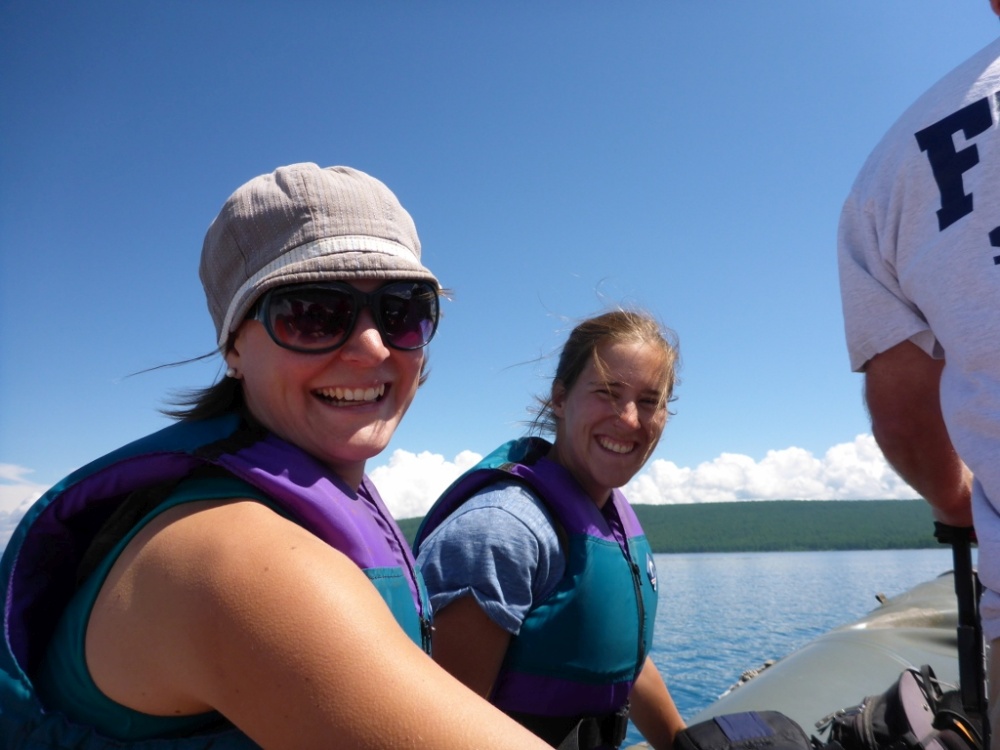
[686, 571, 963, 730]
[626, 551, 985, 749]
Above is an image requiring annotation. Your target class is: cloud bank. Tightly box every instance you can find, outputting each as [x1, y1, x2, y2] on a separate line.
[378, 434, 920, 516]
[622, 434, 919, 505]
[0, 435, 918, 550]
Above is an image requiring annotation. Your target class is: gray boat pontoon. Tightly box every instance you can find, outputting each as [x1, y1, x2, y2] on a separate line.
[628, 547, 987, 750]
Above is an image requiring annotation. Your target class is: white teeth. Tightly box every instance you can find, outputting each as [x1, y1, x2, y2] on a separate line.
[317, 384, 385, 403]
[598, 437, 633, 454]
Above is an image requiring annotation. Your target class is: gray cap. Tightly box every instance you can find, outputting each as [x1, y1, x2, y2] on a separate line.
[200, 163, 439, 348]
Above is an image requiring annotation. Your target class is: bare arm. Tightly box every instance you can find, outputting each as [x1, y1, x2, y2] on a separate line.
[429, 595, 512, 698]
[629, 657, 686, 750]
[864, 341, 973, 527]
[86, 500, 549, 750]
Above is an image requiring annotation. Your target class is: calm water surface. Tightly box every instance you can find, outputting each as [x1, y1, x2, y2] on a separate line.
[624, 548, 958, 746]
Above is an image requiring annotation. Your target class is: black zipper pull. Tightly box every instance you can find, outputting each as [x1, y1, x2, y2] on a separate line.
[421, 616, 434, 655]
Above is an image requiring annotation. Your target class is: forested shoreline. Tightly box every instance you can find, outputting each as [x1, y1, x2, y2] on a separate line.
[398, 500, 944, 553]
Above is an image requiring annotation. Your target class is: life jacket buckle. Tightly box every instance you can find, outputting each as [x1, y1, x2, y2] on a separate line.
[601, 701, 631, 748]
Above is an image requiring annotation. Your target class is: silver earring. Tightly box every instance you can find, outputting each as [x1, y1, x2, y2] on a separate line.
[226, 367, 237, 378]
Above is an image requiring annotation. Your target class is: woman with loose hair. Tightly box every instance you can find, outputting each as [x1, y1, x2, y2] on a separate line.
[415, 309, 686, 750]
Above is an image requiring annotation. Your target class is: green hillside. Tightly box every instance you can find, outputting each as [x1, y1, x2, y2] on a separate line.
[397, 500, 942, 553]
[630, 499, 938, 553]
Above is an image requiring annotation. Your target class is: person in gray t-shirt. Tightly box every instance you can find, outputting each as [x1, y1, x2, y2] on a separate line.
[837, 2, 1000, 742]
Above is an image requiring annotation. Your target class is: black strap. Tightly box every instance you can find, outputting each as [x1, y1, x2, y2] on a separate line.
[934, 522, 989, 750]
[513, 704, 631, 749]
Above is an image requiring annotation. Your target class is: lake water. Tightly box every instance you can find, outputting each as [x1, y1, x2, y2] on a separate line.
[624, 548, 959, 747]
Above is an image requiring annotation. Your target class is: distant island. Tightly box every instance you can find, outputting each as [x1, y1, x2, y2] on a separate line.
[397, 499, 945, 554]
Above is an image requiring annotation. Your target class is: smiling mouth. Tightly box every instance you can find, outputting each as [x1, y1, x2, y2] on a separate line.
[598, 436, 635, 454]
[314, 383, 386, 406]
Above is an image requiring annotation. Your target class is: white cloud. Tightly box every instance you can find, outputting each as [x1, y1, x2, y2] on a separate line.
[370, 449, 484, 519]
[0, 464, 46, 515]
[0, 436, 921, 536]
[0, 465, 48, 552]
[623, 434, 921, 505]
[372, 434, 920, 516]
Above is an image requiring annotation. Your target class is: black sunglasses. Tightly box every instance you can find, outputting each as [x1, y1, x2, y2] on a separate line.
[252, 281, 440, 353]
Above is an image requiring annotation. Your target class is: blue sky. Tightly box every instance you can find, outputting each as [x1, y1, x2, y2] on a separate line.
[2, 1, 997, 526]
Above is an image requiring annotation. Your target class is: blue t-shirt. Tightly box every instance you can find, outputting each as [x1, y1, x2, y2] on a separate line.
[416, 480, 564, 635]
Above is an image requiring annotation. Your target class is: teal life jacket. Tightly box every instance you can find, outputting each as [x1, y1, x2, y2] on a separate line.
[0, 413, 430, 749]
[415, 437, 658, 747]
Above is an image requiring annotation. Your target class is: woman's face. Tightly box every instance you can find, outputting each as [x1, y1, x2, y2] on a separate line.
[225, 279, 424, 488]
[548, 340, 668, 506]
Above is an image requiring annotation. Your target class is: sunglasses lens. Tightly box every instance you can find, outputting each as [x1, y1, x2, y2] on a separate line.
[259, 282, 439, 353]
[266, 288, 355, 351]
[378, 282, 439, 350]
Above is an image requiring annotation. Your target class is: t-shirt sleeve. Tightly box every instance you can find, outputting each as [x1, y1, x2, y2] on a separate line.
[415, 481, 563, 635]
[837, 156, 941, 373]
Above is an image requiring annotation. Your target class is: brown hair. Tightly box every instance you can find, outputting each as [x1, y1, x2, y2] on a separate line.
[531, 308, 679, 437]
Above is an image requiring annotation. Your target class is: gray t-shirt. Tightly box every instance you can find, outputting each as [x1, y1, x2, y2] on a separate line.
[416, 479, 564, 635]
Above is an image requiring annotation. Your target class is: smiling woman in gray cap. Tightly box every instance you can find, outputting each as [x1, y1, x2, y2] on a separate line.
[0, 164, 551, 749]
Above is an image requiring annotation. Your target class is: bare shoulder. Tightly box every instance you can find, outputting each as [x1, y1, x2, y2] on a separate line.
[87, 499, 405, 735]
[85, 499, 551, 749]
[95, 499, 357, 626]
